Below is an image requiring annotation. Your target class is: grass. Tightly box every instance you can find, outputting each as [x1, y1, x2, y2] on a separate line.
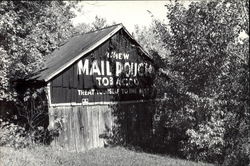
[0, 146, 214, 166]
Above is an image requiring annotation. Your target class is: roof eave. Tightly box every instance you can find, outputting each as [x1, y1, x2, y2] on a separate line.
[43, 24, 152, 82]
[43, 24, 123, 82]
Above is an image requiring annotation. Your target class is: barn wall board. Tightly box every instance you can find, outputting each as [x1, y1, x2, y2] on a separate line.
[47, 28, 156, 152]
[49, 30, 156, 104]
[48, 101, 154, 151]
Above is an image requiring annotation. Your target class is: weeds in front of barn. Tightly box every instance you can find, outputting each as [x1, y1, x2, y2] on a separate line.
[0, 118, 213, 166]
[0, 146, 214, 166]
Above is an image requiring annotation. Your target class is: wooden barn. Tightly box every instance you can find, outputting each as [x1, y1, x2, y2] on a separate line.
[29, 24, 156, 151]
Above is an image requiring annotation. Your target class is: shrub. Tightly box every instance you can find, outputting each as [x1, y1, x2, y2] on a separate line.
[0, 118, 30, 148]
[0, 118, 56, 148]
[223, 117, 250, 166]
[183, 117, 225, 163]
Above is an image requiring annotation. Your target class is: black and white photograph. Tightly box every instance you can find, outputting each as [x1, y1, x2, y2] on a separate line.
[0, 0, 249, 166]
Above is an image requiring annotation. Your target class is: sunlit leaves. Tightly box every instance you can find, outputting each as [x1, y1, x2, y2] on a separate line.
[145, 0, 249, 163]
[0, 1, 78, 101]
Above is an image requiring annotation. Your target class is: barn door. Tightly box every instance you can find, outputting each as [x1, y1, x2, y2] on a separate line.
[78, 105, 113, 151]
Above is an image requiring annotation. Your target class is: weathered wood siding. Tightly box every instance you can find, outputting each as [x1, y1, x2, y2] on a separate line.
[49, 29, 155, 104]
[49, 101, 154, 151]
[49, 105, 112, 151]
[47, 28, 155, 151]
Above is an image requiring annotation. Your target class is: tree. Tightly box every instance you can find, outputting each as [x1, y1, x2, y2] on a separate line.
[0, 1, 80, 144]
[0, 1, 77, 101]
[91, 16, 108, 30]
[74, 15, 109, 34]
[0, 47, 13, 101]
[139, 0, 249, 164]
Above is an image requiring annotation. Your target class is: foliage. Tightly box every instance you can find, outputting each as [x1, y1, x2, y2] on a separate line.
[223, 117, 250, 166]
[0, 118, 30, 148]
[0, 1, 77, 101]
[0, 88, 60, 148]
[184, 115, 225, 162]
[0, 47, 15, 101]
[15, 88, 55, 144]
[0, 1, 79, 147]
[135, 0, 249, 164]
[17, 88, 48, 132]
[0, 115, 59, 149]
[108, 102, 154, 151]
[91, 16, 109, 31]
[134, 23, 171, 59]
[74, 15, 110, 34]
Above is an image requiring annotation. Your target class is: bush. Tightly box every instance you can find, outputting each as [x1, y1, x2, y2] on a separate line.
[183, 117, 225, 163]
[0, 118, 30, 148]
[0, 118, 56, 148]
[223, 118, 250, 166]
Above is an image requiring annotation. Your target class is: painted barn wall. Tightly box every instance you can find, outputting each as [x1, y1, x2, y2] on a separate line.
[47, 29, 155, 151]
[50, 29, 155, 104]
[48, 101, 154, 152]
[49, 105, 112, 151]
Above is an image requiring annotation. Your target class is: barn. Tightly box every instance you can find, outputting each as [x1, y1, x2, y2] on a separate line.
[27, 24, 156, 151]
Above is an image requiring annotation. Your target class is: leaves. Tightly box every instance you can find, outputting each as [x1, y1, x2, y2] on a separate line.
[139, 0, 249, 163]
[74, 15, 110, 34]
[0, 1, 78, 101]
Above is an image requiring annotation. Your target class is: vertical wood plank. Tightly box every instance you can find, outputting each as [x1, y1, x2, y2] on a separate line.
[82, 105, 88, 151]
[98, 106, 105, 147]
[67, 107, 72, 151]
[77, 107, 83, 151]
[63, 107, 68, 149]
[68, 65, 74, 88]
[92, 106, 98, 148]
[80, 106, 87, 151]
[87, 106, 93, 150]
[73, 106, 79, 152]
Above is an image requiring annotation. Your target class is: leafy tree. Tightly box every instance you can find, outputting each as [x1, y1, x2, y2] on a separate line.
[0, 47, 13, 101]
[0, 1, 79, 144]
[0, 1, 77, 101]
[91, 16, 108, 30]
[74, 15, 109, 34]
[74, 22, 92, 34]
[134, 23, 170, 59]
[137, 0, 249, 164]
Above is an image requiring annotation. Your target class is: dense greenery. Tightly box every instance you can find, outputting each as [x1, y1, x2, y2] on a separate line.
[0, 0, 249, 165]
[0, 0, 113, 144]
[0, 1, 80, 146]
[0, 1, 77, 102]
[135, 0, 249, 165]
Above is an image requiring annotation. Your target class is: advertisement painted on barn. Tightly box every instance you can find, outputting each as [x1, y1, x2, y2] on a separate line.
[50, 31, 156, 104]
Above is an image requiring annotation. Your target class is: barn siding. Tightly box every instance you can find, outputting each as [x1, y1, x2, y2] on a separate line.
[49, 30, 154, 104]
[48, 101, 154, 152]
[49, 105, 111, 151]
[47, 28, 155, 152]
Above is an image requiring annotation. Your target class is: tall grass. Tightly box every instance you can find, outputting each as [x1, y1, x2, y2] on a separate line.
[0, 146, 214, 166]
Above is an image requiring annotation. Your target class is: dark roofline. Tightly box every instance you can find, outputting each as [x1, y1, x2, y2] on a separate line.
[37, 24, 151, 82]
[84, 23, 123, 34]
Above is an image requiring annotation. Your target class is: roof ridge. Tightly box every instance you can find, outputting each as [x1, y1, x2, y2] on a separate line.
[84, 23, 123, 35]
[31, 23, 151, 82]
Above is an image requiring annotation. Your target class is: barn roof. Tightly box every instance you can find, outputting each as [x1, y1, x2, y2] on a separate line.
[32, 23, 151, 82]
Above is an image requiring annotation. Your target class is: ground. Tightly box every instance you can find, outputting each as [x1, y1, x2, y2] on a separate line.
[0, 146, 214, 166]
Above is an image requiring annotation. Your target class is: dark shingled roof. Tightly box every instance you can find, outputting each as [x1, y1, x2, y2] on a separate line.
[32, 24, 150, 82]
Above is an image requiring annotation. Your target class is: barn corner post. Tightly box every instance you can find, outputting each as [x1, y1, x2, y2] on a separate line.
[29, 24, 157, 152]
[45, 82, 54, 138]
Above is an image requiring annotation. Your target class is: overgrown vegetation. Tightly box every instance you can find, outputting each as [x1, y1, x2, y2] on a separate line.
[0, 0, 107, 148]
[0, 0, 249, 165]
[133, 0, 249, 165]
